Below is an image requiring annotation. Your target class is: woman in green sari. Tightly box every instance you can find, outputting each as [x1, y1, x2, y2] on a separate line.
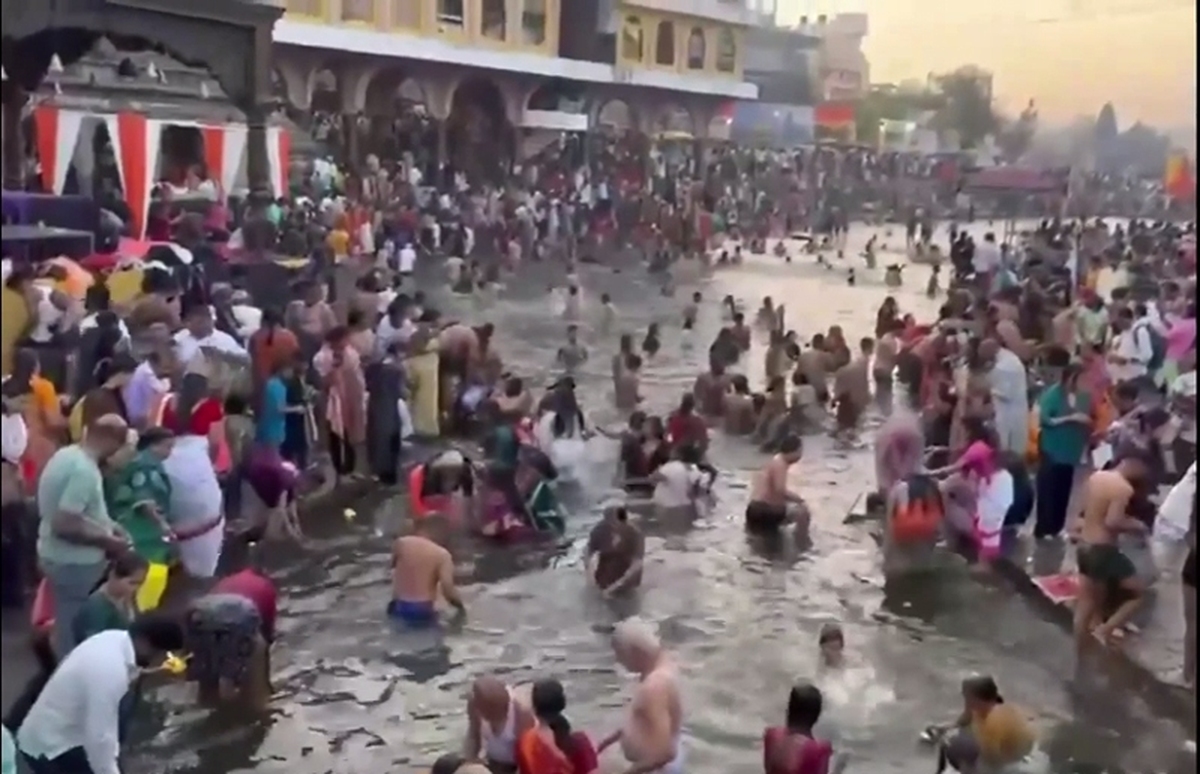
[107, 427, 177, 567]
[70, 552, 148, 647]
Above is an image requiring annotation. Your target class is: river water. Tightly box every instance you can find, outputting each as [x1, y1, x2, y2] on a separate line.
[128, 222, 1193, 774]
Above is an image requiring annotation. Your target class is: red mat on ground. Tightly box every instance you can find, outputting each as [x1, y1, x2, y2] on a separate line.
[1033, 572, 1080, 605]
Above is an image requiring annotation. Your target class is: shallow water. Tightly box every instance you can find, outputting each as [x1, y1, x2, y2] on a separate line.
[128, 221, 1194, 774]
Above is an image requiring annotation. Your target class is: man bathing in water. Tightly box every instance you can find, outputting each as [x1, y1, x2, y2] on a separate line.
[599, 621, 684, 774]
[464, 675, 535, 771]
[745, 435, 809, 534]
[390, 516, 466, 627]
[585, 504, 645, 597]
[1072, 449, 1153, 652]
[832, 337, 873, 441]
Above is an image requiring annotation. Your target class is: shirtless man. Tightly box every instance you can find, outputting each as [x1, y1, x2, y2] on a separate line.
[832, 338, 873, 440]
[389, 516, 465, 627]
[692, 361, 730, 417]
[464, 675, 535, 770]
[873, 320, 902, 406]
[585, 504, 645, 596]
[1072, 450, 1153, 654]
[556, 324, 588, 374]
[795, 338, 830, 405]
[744, 435, 808, 533]
[722, 376, 757, 435]
[615, 354, 644, 411]
[599, 621, 684, 774]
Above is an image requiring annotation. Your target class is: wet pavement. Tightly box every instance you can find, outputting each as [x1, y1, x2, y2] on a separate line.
[105, 222, 1192, 773]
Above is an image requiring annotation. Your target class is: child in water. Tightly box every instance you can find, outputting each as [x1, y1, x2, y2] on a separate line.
[818, 623, 845, 668]
[642, 323, 661, 358]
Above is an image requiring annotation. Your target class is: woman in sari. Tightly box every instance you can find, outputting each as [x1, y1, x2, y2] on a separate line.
[161, 373, 226, 578]
[516, 679, 598, 774]
[313, 327, 366, 481]
[107, 427, 176, 609]
[3, 350, 65, 488]
[70, 352, 137, 442]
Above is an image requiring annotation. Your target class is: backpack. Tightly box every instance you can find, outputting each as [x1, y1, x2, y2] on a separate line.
[891, 474, 945, 544]
[1135, 321, 1167, 373]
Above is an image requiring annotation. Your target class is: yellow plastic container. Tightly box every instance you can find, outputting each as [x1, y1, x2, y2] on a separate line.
[136, 562, 170, 612]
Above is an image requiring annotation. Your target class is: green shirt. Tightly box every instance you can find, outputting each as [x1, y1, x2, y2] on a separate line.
[71, 589, 132, 649]
[485, 425, 520, 471]
[1038, 384, 1091, 466]
[37, 445, 114, 565]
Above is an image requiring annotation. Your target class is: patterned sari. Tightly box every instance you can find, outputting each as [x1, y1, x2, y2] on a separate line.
[107, 449, 174, 565]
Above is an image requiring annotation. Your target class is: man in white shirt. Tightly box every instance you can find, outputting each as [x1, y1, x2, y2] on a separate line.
[397, 243, 417, 276]
[173, 305, 249, 368]
[972, 232, 1001, 279]
[1107, 307, 1153, 385]
[17, 618, 183, 774]
[651, 445, 711, 513]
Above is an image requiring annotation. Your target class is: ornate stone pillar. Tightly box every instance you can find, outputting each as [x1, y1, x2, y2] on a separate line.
[1, 81, 26, 190]
[245, 22, 273, 198]
[422, 73, 458, 189]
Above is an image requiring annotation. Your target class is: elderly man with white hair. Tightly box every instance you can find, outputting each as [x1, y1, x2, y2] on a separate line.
[598, 620, 685, 774]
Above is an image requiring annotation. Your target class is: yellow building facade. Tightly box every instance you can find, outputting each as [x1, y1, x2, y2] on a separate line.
[283, 0, 560, 58]
[614, 3, 745, 82]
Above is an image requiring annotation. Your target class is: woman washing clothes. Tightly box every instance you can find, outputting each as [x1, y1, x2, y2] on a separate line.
[410, 450, 476, 525]
[185, 546, 278, 711]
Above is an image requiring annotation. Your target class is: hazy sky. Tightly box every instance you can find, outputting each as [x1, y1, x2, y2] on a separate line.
[776, 0, 1196, 128]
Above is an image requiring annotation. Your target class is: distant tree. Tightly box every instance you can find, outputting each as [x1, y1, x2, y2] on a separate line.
[929, 67, 1000, 150]
[854, 86, 944, 147]
[1094, 102, 1119, 145]
[995, 99, 1039, 161]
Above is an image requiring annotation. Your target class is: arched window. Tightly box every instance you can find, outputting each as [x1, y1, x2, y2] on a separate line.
[654, 21, 676, 66]
[621, 16, 645, 63]
[437, 0, 465, 29]
[686, 26, 706, 70]
[522, 0, 547, 46]
[715, 28, 737, 73]
[481, 0, 506, 41]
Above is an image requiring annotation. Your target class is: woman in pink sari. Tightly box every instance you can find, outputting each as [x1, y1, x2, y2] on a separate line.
[313, 327, 366, 481]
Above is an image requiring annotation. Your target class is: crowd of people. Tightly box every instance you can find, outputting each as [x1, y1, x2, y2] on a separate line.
[0, 115, 1196, 774]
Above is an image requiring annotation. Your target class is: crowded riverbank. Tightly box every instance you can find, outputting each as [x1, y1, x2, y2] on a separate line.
[68, 221, 1188, 774]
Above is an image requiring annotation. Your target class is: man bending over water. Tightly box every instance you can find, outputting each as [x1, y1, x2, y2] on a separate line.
[390, 516, 465, 627]
[1073, 449, 1153, 652]
[745, 435, 809, 534]
[600, 621, 684, 774]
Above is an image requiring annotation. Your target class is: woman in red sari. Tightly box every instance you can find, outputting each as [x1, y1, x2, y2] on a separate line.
[762, 682, 833, 774]
[515, 679, 598, 774]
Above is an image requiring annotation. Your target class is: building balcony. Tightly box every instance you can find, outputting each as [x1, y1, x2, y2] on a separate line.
[619, 0, 756, 27]
[282, 0, 560, 57]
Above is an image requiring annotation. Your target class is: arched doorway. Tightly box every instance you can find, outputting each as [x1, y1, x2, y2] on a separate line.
[590, 98, 647, 190]
[360, 70, 434, 173]
[447, 76, 511, 185]
[595, 99, 635, 133]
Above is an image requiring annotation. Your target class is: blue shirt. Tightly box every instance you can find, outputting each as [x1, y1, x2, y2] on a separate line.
[256, 376, 287, 449]
[1038, 384, 1091, 466]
